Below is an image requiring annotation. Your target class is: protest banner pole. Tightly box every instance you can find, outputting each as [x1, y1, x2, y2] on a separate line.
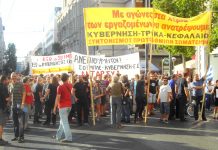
[86, 46, 96, 126]
[144, 7, 154, 123]
[144, 44, 153, 123]
[83, 8, 95, 126]
[199, 4, 212, 121]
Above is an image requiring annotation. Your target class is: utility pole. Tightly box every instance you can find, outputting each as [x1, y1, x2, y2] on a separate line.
[144, 0, 151, 74]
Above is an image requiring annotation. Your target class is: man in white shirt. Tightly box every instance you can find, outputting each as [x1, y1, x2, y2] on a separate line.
[157, 77, 172, 123]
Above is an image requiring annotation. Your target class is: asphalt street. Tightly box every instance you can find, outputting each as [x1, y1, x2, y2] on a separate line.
[1, 112, 218, 150]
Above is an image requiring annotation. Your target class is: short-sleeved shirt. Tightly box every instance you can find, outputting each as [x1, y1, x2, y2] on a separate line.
[159, 84, 172, 102]
[192, 78, 204, 96]
[57, 83, 72, 108]
[24, 84, 33, 104]
[169, 79, 176, 97]
[149, 80, 158, 94]
[34, 84, 43, 103]
[136, 80, 145, 99]
[73, 82, 88, 100]
[12, 82, 24, 107]
[0, 83, 9, 110]
[48, 84, 58, 103]
[177, 78, 188, 96]
[205, 84, 214, 95]
[107, 82, 123, 97]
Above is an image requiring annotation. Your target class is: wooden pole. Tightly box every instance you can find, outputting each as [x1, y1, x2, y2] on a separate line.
[198, 4, 212, 121]
[144, 7, 154, 123]
[86, 46, 96, 126]
[83, 8, 95, 126]
[144, 44, 153, 123]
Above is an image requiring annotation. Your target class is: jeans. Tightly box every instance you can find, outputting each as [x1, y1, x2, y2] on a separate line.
[24, 104, 31, 129]
[111, 96, 122, 126]
[205, 94, 212, 110]
[121, 98, 130, 122]
[56, 107, 72, 141]
[12, 107, 25, 138]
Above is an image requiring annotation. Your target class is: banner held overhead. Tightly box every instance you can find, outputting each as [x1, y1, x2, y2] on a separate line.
[84, 8, 211, 46]
[30, 52, 140, 78]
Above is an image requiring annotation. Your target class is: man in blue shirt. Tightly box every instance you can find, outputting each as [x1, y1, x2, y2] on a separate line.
[192, 71, 207, 121]
[169, 74, 177, 120]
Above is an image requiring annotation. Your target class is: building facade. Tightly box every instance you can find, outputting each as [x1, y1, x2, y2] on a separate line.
[44, 7, 62, 55]
[0, 17, 5, 73]
[57, 0, 181, 72]
[57, 0, 135, 56]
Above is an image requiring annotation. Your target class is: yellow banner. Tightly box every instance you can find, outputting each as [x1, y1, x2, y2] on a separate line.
[32, 66, 73, 75]
[84, 8, 211, 46]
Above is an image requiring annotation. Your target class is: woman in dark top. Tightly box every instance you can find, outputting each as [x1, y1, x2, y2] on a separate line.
[134, 74, 146, 123]
[42, 76, 59, 125]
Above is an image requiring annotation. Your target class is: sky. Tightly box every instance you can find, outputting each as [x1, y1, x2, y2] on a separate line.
[0, 0, 62, 60]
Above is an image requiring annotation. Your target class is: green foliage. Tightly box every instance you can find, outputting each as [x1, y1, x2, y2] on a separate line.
[3, 43, 17, 75]
[152, 0, 210, 58]
[210, 0, 218, 50]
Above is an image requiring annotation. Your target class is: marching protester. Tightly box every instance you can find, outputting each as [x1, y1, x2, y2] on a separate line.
[73, 75, 89, 126]
[93, 80, 103, 121]
[11, 72, 26, 143]
[212, 80, 218, 119]
[157, 77, 172, 123]
[68, 74, 77, 124]
[176, 72, 189, 121]
[132, 74, 139, 115]
[23, 77, 33, 130]
[106, 75, 124, 128]
[121, 75, 131, 123]
[100, 75, 109, 117]
[42, 76, 59, 126]
[134, 74, 146, 123]
[205, 80, 214, 111]
[53, 73, 73, 142]
[168, 74, 177, 120]
[33, 77, 43, 124]
[0, 76, 10, 145]
[148, 73, 159, 116]
[192, 70, 208, 121]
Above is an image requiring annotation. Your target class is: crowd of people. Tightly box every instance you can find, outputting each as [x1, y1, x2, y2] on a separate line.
[0, 69, 218, 145]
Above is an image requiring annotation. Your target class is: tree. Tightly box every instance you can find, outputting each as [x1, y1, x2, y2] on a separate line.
[3, 43, 17, 75]
[152, 0, 210, 58]
[52, 42, 63, 55]
[210, 0, 218, 51]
